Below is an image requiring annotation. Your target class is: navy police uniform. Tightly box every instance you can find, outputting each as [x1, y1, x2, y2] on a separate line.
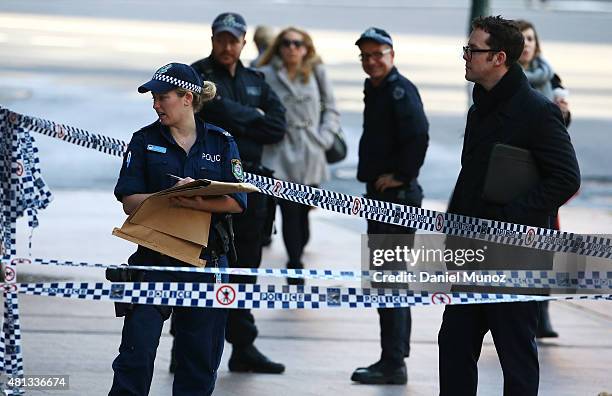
[109, 118, 246, 396]
[357, 66, 429, 370]
[191, 55, 286, 351]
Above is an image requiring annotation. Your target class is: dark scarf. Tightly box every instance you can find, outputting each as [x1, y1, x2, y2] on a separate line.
[472, 63, 527, 114]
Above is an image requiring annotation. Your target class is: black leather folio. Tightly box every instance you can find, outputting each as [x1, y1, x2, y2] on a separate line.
[483, 144, 540, 204]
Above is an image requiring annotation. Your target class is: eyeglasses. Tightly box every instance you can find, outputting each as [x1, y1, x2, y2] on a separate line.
[359, 47, 391, 62]
[281, 39, 304, 48]
[462, 45, 500, 61]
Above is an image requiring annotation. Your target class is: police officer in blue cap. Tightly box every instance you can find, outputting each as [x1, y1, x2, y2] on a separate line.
[351, 27, 429, 385]
[109, 62, 247, 396]
[189, 12, 286, 374]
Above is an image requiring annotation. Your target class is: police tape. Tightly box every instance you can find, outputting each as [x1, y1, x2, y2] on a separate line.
[17, 257, 363, 280]
[10, 257, 612, 290]
[11, 281, 612, 309]
[9, 108, 612, 262]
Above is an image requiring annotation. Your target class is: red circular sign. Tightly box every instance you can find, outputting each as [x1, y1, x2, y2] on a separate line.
[435, 214, 445, 231]
[55, 125, 66, 139]
[351, 197, 362, 215]
[216, 285, 236, 306]
[273, 181, 282, 195]
[2, 284, 18, 293]
[4, 267, 15, 282]
[16, 161, 24, 176]
[431, 292, 451, 305]
[8, 112, 18, 124]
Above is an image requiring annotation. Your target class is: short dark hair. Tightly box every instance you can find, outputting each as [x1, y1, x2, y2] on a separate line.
[471, 15, 524, 67]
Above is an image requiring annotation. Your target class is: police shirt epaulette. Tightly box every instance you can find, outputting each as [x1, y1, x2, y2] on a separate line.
[206, 123, 235, 140]
[137, 120, 162, 135]
[245, 67, 265, 79]
[190, 59, 213, 77]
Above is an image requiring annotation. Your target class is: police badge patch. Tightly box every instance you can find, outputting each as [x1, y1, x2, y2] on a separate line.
[231, 159, 244, 181]
[393, 86, 405, 100]
[156, 63, 172, 74]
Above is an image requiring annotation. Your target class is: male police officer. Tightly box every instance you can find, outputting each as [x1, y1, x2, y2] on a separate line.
[438, 16, 580, 395]
[352, 27, 429, 385]
[190, 12, 286, 374]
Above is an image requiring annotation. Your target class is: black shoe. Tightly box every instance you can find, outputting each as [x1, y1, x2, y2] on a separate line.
[536, 301, 559, 338]
[287, 277, 305, 286]
[262, 235, 273, 247]
[228, 345, 285, 374]
[287, 262, 305, 286]
[351, 360, 407, 385]
[536, 328, 559, 338]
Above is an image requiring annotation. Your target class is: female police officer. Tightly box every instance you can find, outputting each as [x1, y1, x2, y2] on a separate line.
[109, 62, 247, 396]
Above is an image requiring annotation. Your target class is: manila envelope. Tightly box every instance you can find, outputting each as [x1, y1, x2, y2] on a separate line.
[113, 179, 259, 267]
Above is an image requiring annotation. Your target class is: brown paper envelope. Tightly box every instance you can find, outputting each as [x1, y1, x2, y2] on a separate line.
[130, 196, 211, 245]
[114, 179, 256, 267]
[112, 224, 206, 267]
[156, 180, 259, 198]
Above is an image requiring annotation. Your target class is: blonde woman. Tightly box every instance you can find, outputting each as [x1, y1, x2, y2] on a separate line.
[110, 62, 246, 395]
[258, 27, 341, 283]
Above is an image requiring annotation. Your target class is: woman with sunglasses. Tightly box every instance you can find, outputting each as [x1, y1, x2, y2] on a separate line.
[257, 27, 341, 284]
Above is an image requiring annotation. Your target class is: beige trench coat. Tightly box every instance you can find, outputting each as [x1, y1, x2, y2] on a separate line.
[260, 59, 341, 185]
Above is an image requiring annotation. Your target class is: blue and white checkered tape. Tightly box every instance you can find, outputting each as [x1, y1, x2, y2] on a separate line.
[12, 257, 612, 290]
[6, 107, 612, 260]
[15, 282, 612, 309]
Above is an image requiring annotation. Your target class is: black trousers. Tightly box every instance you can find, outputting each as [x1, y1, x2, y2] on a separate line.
[279, 198, 311, 267]
[113, 270, 227, 396]
[367, 218, 413, 366]
[366, 181, 422, 366]
[225, 191, 269, 347]
[438, 302, 539, 396]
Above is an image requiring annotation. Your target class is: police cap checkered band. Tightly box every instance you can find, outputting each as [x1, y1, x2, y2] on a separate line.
[138, 62, 203, 94]
[212, 12, 247, 38]
[355, 27, 393, 47]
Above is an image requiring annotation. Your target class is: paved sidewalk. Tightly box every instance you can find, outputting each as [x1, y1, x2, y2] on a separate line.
[6, 191, 612, 395]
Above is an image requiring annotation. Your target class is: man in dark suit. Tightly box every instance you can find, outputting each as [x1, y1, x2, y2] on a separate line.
[438, 16, 580, 396]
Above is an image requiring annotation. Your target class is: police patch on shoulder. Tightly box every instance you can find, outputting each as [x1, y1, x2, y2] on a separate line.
[222, 130, 233, 138]
[231, 159, 244, 182]
[246, 86, 261, 96]
[393, 86, 405, 100]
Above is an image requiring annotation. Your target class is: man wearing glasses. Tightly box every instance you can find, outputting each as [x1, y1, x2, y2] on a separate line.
[438, 16, 579, 395]
[351, 27, 429, 385]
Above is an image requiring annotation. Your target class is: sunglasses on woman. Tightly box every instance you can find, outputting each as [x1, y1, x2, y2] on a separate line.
[281, 39, 304, 48]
